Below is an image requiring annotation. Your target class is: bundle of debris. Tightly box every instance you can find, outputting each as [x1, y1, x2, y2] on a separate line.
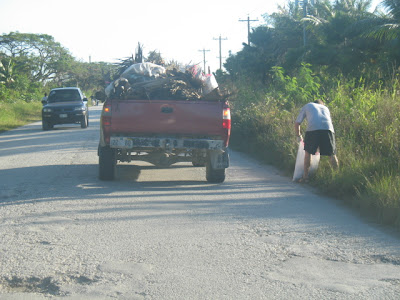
[105, 62, 228, 101]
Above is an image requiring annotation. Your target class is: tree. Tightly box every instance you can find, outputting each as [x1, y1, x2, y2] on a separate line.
[224, 27, 281, 82]
[300, 0, 380, 77]
[0, 32, 74, 83]
[358, 0, 400, 40]
[222, 0, 394, 86]
[64, 61, 115, 91]
[0, 57, 14, 86]
[224, 1, 305, 80]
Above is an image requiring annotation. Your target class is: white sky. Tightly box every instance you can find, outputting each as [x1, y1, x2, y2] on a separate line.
[0, 0, 382, 72]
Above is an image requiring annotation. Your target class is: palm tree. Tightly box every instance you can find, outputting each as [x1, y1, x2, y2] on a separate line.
[334, 0, 375, 15]
[362, 0, 400, 40]
[298, 0, 379, 77]
[304, 0, 375, 26]
[0, 58, 14, 86]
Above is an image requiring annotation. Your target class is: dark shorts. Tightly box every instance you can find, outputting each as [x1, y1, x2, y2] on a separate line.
[304, 130, 336, 156]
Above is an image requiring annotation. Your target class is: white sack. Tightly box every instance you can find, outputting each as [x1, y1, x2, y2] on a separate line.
[292, 141, 320, 181]
[187, 64, 206, 85]
[202, 74, 219, 95]
[121, 62, 166, 79]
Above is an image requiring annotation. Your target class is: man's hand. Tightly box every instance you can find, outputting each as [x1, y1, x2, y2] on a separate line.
[297, 135, 303, 143]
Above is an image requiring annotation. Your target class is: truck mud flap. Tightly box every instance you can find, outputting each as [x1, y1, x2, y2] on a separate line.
[209, 149, 229, 169]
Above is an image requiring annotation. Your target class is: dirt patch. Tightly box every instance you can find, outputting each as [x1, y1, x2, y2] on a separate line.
[0, 276, 61, 295]
[0, 275, 98, 296]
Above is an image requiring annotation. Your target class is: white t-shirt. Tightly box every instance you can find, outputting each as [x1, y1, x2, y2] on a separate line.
[295, 102, 334, 132]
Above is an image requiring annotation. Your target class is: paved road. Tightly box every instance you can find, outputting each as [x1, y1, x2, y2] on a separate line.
[0, 105, 400, 299]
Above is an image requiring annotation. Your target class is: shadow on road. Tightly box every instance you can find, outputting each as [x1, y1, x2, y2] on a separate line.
[0, 161, 305, 224]
[0, 107, 102, 158]
[0, 104, 318, 229]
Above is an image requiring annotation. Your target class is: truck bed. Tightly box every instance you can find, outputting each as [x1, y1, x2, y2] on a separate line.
[109, 99, 226, 137]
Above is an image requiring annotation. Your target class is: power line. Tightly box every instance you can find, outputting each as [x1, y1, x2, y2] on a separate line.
[213, 35, 228, 70]
[239, 15, 258, 46]
[198, 48, 210, 73]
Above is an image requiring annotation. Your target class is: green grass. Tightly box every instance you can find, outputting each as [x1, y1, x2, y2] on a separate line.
[0, 101, 42, 133]
[227, 72, 400, 230]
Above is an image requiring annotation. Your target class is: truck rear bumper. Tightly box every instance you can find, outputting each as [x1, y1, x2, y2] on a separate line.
[110, 136, 224, 150]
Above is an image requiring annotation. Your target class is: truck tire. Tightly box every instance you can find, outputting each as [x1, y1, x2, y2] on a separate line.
[99, 146, 116, 180]
[206, 159, 225, 183]
[81, 115, 88, 128]
[42, 120, 53, 131]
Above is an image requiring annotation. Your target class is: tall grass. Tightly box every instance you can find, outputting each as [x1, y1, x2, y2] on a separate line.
[0, 101, 42, 133]
[227, 66, 400, 228]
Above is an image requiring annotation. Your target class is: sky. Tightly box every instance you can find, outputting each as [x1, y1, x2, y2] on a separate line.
[0, 0, 383, 72]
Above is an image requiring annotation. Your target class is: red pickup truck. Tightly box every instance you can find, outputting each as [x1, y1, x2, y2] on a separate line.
[98, 98, 231, 183]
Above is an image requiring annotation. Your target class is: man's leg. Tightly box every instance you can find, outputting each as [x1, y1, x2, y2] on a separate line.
[303, 151, 311, 180]
[330, 154, 339, 169]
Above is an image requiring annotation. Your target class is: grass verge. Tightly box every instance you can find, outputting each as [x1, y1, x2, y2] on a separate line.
[227, 75, 400, 230]
[0, 101, 42, 133]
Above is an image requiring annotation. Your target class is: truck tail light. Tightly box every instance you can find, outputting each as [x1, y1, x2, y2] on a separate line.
[102, 103, 112, 144]
[222, 105, 231, 147]
[222, 107, 231, 129]
[102, 104, 112, 126]
[102, 104, 112, 123]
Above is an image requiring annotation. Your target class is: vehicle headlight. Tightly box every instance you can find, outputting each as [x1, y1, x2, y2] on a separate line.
[43, 108, 52, 113]
[74, 106, 85, 111]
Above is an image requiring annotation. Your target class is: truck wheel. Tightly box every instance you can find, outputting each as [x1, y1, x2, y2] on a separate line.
[206, 159, 225, 183]
[42, 120, 53, 131]
[81, 115, 88, 128]
[99, 146, 116, 180]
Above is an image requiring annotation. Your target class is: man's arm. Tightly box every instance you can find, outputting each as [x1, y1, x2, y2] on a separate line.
[294, 122, 301, 137]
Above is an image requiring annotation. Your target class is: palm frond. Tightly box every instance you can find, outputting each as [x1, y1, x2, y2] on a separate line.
[302, 15, 328, 25]
[365, 23, 400, 40]
[382, 0, 400, 19]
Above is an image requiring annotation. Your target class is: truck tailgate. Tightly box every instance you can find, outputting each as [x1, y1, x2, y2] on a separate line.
[110, 100, 224, 136]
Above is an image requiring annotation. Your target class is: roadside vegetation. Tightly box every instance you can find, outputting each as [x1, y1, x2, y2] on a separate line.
[0, 101, 42, 133]
[1, 1, 400, 227]
[223, 67, 400, 228]
[0, 35, 162, 131]
[0, 32, 116, 132]
[218, 0, 400, 229]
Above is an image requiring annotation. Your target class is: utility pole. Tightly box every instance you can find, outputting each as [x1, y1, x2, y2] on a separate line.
[198, 48, 210, 73]
[303, 0, 308, 47]
[239, 15, 258, 46]
[213, 35, 228, 70]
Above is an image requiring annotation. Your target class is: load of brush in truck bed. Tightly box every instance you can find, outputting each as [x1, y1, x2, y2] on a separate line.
[105, 62, 228, 101]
